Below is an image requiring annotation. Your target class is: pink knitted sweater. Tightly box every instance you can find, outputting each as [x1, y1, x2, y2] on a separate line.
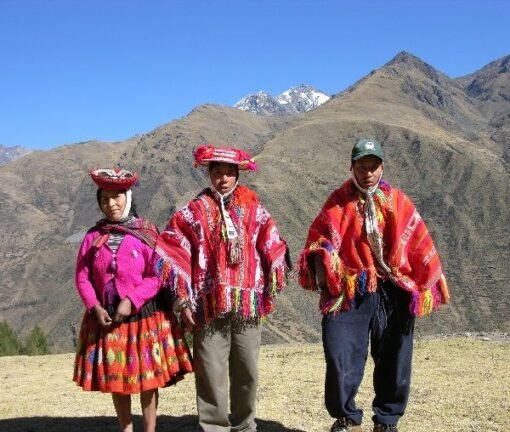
[75, 229, 160, 311]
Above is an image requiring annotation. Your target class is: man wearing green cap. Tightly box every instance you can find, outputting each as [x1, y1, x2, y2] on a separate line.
[298, 138, 449, 432]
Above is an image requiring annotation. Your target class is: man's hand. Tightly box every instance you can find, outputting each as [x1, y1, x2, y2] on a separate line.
[113, 298, 132, 323]
[314, 254, 327, 290]
[181, 307, 196, 331]
[93, 304, 113, 328]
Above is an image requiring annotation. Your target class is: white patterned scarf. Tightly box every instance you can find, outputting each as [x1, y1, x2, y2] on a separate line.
[351, 170, 391, 275]
[209, 181, 241, 264]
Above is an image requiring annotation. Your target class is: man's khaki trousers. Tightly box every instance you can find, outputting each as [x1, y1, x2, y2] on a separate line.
[193, 318, 261, 432]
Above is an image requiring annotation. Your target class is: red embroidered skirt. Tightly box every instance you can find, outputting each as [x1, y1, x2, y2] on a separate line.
[73, 299, 192, 395]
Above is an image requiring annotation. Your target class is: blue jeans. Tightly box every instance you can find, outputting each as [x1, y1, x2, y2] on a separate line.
[322, 282, 415, 426]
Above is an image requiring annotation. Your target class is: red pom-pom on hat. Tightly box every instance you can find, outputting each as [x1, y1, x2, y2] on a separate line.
[89, 168, 139, 190]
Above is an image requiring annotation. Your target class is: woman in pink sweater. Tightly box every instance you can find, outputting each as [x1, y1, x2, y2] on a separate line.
[73, 168, 192, 432]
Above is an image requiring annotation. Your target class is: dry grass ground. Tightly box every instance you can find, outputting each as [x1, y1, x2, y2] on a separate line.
[0, 338, 508, 432]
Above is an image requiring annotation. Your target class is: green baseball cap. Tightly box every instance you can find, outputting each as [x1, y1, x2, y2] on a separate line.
[351, 138, 384, 161]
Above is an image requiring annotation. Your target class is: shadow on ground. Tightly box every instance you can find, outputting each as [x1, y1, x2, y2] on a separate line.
[0, 415, 306, 432]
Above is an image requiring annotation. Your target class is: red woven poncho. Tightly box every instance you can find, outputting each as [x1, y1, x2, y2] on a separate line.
[154, 185, 289, 325]
[298, 179, 450, 316]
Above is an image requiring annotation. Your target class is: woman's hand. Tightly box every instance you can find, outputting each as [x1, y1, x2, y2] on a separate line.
[93, 304, 113, 328]
[181, 307, 196, 331]
[113, 298, 132, 323]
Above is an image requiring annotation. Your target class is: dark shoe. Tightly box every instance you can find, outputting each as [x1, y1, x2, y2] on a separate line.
[373, 424, 398, 432]
[330, 418, 362, 432]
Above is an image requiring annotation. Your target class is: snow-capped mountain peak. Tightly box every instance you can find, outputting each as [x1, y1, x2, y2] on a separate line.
[276, 84, 330, 113]
[234, 85, 329, 116]
[234, 91, 290, 116]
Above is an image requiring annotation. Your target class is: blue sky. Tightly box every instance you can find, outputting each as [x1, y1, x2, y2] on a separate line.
[1, 0, 509, 150]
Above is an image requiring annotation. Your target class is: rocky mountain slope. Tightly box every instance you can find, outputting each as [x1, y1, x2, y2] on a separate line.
[0, 51, 508, 351]
[455, 54, 510, 162]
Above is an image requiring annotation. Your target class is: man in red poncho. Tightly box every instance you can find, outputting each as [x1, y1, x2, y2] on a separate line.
[298, 138, 450, 432]
[155, 144, 290, 432]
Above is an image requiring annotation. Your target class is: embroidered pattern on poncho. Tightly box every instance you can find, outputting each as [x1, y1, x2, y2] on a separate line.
[298, 179, 450, 316]
[155, 185, 289, 325]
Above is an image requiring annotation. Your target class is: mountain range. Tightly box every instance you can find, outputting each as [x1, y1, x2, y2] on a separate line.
[0, 51, 509, 351]
[0, 85, 328, 165]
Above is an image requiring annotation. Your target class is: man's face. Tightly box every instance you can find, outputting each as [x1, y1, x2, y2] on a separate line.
[209, 162, 238, 194]
[352, 155, 384, 189]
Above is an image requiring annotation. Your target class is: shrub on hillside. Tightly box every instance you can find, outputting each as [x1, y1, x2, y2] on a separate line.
[0, 320, 23, 356]
[22, 325, 50, 355]
[0, 322, 51, 356]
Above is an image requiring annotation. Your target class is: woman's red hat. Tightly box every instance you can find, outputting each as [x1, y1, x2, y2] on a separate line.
[89, 168, 139, 190]
[193, 144, 257, 171]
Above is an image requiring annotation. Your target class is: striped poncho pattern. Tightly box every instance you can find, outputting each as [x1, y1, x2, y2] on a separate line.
[298, 179, 450, 316]
[155, 185, 289, 326]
